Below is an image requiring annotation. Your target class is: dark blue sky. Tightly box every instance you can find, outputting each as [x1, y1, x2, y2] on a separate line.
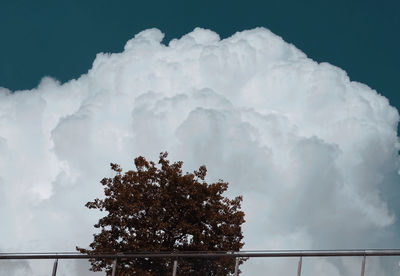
[1, 0, 399, 108]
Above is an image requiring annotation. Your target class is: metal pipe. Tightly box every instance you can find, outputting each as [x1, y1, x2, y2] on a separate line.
[360, 255, 366, 276]
[297, 256, 302, 276]
[51, 259, 58, 276]
[234, 257, 239, 276]
[172, 260, 178, 276]
[2, 249, 400, 259]
[111, 259, 117, 276]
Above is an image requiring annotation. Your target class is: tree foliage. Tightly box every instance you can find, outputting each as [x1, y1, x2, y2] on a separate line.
[77, 152, 245, 275]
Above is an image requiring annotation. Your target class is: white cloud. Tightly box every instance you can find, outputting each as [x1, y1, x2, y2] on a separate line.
[1, 27, 399, 275]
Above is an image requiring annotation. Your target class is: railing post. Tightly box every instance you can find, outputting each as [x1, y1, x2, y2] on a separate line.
[111, 258, 117, 276]
[297, 256, 302, 276]
[360, 255, 366, 276]
[52, 259, 58, 276]
[234, 257, 239, 276]
[172, 260, 178, 276]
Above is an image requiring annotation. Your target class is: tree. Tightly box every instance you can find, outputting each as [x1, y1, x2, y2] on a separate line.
[77, 152, 245, 275]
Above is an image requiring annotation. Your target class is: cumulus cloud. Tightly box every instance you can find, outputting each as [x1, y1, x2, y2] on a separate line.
[1, 27, 399, 275]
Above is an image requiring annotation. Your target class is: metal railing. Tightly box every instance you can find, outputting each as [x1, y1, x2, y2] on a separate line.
[2, 249, 400, 275]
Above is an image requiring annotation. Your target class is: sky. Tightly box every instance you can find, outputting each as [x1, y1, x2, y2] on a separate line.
[1, 1, 400, 275]
[1, 0, 399, 108]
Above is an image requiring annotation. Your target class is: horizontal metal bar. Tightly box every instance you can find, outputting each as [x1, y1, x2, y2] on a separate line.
[2, 249, 400, 260]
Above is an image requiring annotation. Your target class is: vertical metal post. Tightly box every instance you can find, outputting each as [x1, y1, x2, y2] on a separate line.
[297, 256, 302, 276]
[111, 258, 117, 276]
[234, 257, 239, 276]
[51, 259, 58, 276]
[172, 260, 178, 276]
[360, 255, 366, 276]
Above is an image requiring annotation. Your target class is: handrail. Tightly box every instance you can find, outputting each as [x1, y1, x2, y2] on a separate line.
[2, 249, 400, 275]
[2, 249, 400, 259]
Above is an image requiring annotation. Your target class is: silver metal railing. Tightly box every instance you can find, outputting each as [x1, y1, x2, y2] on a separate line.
[2, 249, 400, 275]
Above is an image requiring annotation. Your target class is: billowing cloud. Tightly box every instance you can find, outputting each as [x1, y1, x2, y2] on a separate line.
[1, 27, 399, 275]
